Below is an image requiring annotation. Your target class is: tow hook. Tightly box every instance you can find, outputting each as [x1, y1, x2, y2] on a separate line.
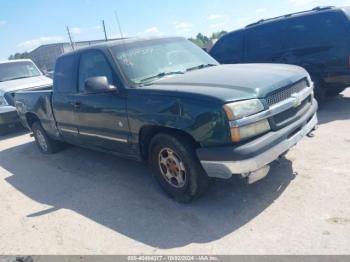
[307, 125, 318, 138]
[243, 165, 271, 185]
[307, 132, 315, 138]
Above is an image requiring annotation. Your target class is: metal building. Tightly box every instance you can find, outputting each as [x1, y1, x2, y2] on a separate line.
[30, 38, 121, 72]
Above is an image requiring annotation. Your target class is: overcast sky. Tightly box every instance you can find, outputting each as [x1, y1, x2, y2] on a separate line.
[0, 0, 350, 60]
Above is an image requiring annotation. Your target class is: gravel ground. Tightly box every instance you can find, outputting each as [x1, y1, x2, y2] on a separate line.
[0, 90, 349, 255]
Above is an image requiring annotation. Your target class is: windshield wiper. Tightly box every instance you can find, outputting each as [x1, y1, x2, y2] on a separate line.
[186, 63, 217, 72]
[140, 71, 184, 83]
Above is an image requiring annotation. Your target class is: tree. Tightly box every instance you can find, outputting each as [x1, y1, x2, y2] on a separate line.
[189, 31, 228, 50]
[211, 31, 227, 40]
[8, 52, 31, 60]
[189, 33, 210, 48]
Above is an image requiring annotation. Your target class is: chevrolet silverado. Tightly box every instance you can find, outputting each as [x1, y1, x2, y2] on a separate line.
[14, 37, 318, 202]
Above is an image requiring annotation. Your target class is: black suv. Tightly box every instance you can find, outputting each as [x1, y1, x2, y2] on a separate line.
[210, 6, 350, 102]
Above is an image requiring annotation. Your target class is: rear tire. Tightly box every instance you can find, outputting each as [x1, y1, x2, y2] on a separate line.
[149, 133, 210, 203]
[326, 87, 346, 97]
[32, 121, 63, 154]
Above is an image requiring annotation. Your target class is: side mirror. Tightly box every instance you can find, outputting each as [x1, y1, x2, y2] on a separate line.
[84, 76, 117, 93]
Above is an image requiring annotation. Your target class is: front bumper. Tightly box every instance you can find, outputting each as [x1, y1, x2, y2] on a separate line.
[0, 106, 20, 128]
[197, 100, 318, 180]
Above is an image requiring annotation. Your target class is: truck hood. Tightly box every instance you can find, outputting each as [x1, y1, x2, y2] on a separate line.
[147, 64, 309, 102]
[0, 75, 52, 95]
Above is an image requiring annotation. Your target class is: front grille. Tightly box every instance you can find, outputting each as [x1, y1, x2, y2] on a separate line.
[265, 79, 308, 107]
[4, 92, 15, 106]
[273, 95, 312, 127]
[264, 78, 312, 130]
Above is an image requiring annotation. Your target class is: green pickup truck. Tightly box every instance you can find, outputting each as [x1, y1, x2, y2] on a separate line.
[14, 37, 318, 202]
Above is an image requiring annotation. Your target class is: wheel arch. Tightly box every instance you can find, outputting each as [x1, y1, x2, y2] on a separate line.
[25, 112, 40, 130]
[139, 125, 200, 161]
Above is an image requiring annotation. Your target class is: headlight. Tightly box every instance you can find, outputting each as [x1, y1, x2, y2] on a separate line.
[223, 99, 264, 121]
[230, 120, 270, 142]
[223, 99, 269, 142]
[0, 96, 9, 106]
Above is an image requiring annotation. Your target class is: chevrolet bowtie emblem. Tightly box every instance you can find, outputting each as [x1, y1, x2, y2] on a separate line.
[291, 93, 302, 108]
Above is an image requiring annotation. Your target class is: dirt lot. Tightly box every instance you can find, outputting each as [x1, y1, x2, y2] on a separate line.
[0, 90, 350, 255]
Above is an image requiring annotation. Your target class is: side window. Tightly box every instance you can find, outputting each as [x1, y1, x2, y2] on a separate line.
[54, 54, 78, 93]
[211, 32, 244, 63]
[246, 23, 283, 60]
[78, 51, 113, 92]
[283, 12, 349, 49]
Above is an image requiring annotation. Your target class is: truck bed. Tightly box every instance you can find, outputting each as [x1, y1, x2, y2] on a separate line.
[15, 88, 53, 113]
[15, 87, 59, 137]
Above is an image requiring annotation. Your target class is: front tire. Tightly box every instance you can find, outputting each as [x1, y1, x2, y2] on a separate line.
[149, 133, 210, 203]
[32, 121, 63, 154]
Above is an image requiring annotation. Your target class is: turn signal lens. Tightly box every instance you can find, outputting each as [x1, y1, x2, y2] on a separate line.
[223, 105, 235, 121]
[230, 127, 241, 143]
[230, 119, 270, 142]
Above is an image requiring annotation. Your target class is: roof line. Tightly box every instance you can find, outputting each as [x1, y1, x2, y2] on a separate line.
[246, 6, 335, 28]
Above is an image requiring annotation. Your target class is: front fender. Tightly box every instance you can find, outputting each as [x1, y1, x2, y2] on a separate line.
[127, 92, 231, 146]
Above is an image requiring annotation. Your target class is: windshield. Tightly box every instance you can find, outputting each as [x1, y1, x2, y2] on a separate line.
[110, 38, 219, 84]
[0, 61, 41, 82]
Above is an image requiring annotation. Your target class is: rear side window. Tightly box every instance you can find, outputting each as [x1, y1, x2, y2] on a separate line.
[78, 51, 113, 92]
[210, 32, 244, 63]
[54, 54, 78, 93]
[283, 12, 349, 49]
[246, 23, 283, 60]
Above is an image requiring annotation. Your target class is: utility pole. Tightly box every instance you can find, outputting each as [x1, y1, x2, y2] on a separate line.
[66, 26, 75, 50]
[102, 20, 108, 41]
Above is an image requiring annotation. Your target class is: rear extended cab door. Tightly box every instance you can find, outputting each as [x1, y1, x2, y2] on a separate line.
[52, 53, 80, 142]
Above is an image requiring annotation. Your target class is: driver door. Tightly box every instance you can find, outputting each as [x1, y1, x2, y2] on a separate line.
[73, 50, 130, 153]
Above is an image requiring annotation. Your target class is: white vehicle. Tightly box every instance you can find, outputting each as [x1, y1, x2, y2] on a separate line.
[0, 59, 52, 134]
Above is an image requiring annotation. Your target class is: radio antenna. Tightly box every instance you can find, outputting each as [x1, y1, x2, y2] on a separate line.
[102, 20, 108, 41]
[66, 26, 75, 50]
[114, 11, 124, 39]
